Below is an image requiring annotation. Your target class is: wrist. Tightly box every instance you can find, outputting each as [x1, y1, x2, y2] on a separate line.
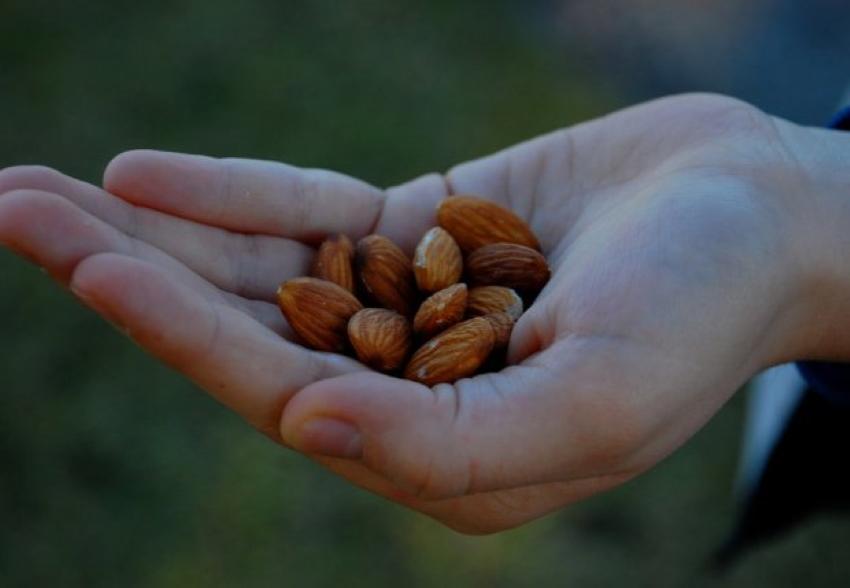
[772, 120, 850, 362]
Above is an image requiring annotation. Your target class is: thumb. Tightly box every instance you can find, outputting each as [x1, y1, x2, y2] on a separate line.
[280, 339, 628, 500]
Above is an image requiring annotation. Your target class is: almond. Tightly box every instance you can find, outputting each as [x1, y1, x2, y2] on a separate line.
[437, 195, 541, 253]
[310, 234, 355, 293]
[466, 243, 550, 295]
[413, 227, 463, 293]
[277, 277, 363, 352]
[483, 312, 515, 349]
[413, 283, 467, 339]
[356, 234, 417, 316]
[466, 286, 523, 320]
[404, 317, 495, 386]
[347, 308, 412, 372]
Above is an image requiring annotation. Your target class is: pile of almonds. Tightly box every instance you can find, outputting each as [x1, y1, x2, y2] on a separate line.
[277, 196, 550, 386]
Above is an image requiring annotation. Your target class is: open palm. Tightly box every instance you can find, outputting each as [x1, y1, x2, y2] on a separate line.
[0, 94, 812, 533]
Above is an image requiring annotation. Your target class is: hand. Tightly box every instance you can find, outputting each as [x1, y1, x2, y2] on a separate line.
[2, 94, 846, 534]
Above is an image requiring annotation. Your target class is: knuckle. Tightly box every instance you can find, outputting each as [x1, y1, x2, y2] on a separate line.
[216, 158, 237, 221]
[292, 173, 318, 231]
[382, 383, 474, 501]
[400, 458, 459, 503]
[687, 94, 773, 140]
[716, 105, 775, 141]
[404, 466, 463, 502]
[151, 299, 222, 378]
[228, 234, 255, 294]
[657, 93, 773, 149]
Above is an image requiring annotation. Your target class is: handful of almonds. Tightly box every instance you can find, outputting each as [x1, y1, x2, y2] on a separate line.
[276, 195, 550, 386]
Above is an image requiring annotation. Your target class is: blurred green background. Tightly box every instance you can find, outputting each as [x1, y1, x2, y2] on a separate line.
[2, 1, 849, 586]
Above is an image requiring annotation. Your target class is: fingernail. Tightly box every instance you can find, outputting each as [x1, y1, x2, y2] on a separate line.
[70, 284, 92, 304]
[294, 418, 362, 459]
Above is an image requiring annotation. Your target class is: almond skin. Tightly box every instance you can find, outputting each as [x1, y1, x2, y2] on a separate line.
[404, 317, 495, 386]
[277, 277, 363, 352]
[413, 227, 463, 293]
[413, 283, 467, 339]
[483, 312, 515, 349]
[310, 234, 355, 293]
[466, 243, 550, 295]
[437, 195, 541, 253]
[466, 286, 523, 320]
[356, 234, 417, 316]
[348, 308, 412, 372]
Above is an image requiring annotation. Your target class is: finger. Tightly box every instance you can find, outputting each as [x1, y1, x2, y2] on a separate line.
[0, 189, 283, 332]
[445, 129, 583, 253]
[280, 339, 642, 499]
[374, 173, 447, 253]
[0, 166, 313, 301]
[311, 455, 631, 534]
[444, 95, 764, 252]
[103, 150, 386, 241]
[70, 253, 363, 438]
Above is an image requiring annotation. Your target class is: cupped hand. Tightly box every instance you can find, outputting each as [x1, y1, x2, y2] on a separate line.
[0, 94, 824, 533]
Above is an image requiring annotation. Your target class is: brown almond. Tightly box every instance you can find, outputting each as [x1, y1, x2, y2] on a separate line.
[466, 243, 550, 295]
[437, 195, 541, 253]
[347, 308, 412, 372]
[413, 227, 463, 293]
[310, 234, 355, 293]
[356, 234, 417, 316]
[404, 317, 495, 386]
[277, 277, 363, 352]
[413, 283, 467, 339]
[467, 286, 523, 320]
[483, 312, 515, 349]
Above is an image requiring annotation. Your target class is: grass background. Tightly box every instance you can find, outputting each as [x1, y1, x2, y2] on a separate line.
[2, 1, 849, 585]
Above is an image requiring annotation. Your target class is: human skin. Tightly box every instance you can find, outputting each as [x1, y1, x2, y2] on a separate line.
[1, 94, 849, 534]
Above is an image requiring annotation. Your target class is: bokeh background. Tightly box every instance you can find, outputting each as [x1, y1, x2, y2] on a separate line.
[2, 0, 850, 586]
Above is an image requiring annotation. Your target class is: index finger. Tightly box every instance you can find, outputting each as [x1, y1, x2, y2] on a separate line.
[103, 150, 386, 241]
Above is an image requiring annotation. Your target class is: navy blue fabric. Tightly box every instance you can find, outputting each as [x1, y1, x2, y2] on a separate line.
[829, 105, 850, 130]
[797, 362, 850, 407]
[795, 106, 850, 405]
